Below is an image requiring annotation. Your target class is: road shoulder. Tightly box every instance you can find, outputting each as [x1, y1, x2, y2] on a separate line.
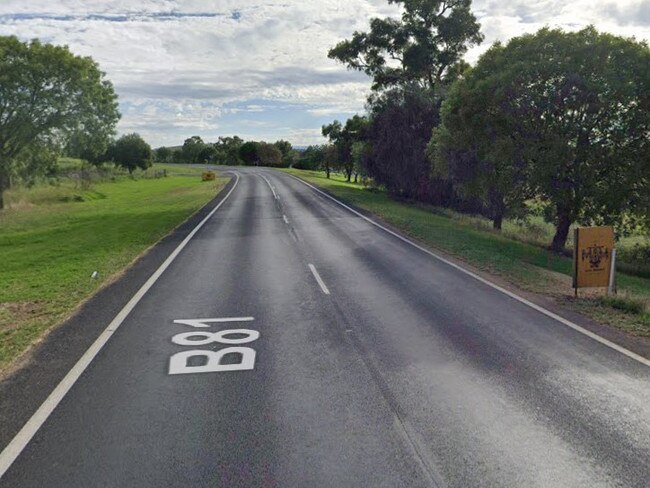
[0, 175, 237, 450]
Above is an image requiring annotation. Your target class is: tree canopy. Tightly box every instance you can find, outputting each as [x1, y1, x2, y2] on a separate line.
[108, 133, 153, 174]
[430, 26, 650, 250]
[328, 0, 483, 93]
[322, 115, 369, 181]
[0, 36, 120, 208]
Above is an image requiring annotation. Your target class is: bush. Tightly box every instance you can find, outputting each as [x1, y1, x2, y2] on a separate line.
[202, 171, 216, 181]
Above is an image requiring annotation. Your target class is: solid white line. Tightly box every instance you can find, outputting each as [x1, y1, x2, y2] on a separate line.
[286, 173, 650, 368]
[0, 173, 242, 479]
[282, 214, 289, 224]
[308, 264, 331, 295]
[258, 173, 278, 200]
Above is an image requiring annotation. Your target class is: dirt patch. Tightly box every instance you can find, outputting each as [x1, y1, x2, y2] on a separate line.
[6, 200, 36, 210]
[0, 301, 48, 332]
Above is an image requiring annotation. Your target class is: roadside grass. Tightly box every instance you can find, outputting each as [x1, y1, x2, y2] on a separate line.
[0, 172, 228, 372]
[280, 169, 650, 338]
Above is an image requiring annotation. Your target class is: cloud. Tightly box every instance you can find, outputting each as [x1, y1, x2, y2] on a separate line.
[0, 0, 648, 146]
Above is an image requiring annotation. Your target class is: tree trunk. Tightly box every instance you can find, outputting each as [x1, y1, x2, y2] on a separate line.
[492, 214, 503, 231]
[489, 191, 504, 231]
[0, 170, 8, 210]
[346, 169, 352, 182]
[354, 173, 358, 183]
[325, 166, 330, 179]
[551, 211, 572, 253]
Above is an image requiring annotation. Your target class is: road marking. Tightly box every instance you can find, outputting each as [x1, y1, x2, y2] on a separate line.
[0, 173, 242, 480]
[286, 173, 650, 368]
[258, 172, 279, 200]
[282, 214, 289, 224]
[173, 317, 254, 328]
[169, 317, 260, 375]
[308, 264, 331, 295]
[169, 348, 256, 375]
[172, 329, 260, 346]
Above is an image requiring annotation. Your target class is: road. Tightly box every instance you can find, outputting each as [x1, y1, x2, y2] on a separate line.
[1, 168, 649, 487]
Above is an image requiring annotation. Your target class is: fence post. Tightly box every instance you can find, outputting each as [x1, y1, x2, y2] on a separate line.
[608, 248, 617, 296]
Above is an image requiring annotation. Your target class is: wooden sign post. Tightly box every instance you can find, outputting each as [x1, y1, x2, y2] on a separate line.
[573, 226, 615, 296]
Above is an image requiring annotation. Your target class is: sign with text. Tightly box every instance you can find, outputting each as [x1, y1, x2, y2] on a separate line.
[573, 226, 615, 289]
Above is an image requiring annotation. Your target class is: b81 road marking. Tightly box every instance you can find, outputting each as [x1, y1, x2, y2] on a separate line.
[168, 317, 260, 375]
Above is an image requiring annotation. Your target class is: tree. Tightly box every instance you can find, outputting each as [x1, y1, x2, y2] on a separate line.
[294, 145, 326, 170]
[181, 136, 205, 164]
[171, 149, 184, 164]
[328, 0, 483, 94]
[321, 121, 343, 178]
[197, 144, 219, 164]
[257, 142, 283, 167]
[0, 36, 120, 208]
[155, 146, 172, 164]
[322, 116, 369, 181]
[436, 27, 650, 251]
[216, 136, 243, 165]
[365, 85, 453, 203]
[323, 145, 338, 179]
[239, 141, 260, 165]
[108, 133, 153, 174]
[350, 141, 370, 183]
[274, 139, 293, 166]
[428, 60, 531, 229]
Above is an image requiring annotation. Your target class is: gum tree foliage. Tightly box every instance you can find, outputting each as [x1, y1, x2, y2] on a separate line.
[239, 141, 259, 165]
[431, 27, 650, 250]
[328, 0, 483, 94]
[238, 141, 284, 167]
[108, 133, 153, 174]
[428, 55, 531, 229]
[256, 142, 284, 167]
[322, 115, 369, 181]
[0, 36, 119, 208]
[350, 141, 371, 183]
[294, 145, 326, 170]
[181, 136, 205, 164]
[274, 139, 293, 165]
[327, 0, 482, 204]
[155, 146, 172, 164]
[197, 144, 219, 164]
[214, 136, 244, 165]
[365, 85, 455, 203]
[323, 145, 339, 179]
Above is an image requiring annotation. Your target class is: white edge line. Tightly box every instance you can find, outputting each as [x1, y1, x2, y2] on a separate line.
[287, 173, 650, 368]
[282, 215, 289, 224]
[308, 263, 331, 295]
[0, 172, 242, 479]
[258, 172, 278, 200]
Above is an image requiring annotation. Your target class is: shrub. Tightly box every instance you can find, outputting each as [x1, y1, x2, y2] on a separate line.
[202, 171, 216, 182]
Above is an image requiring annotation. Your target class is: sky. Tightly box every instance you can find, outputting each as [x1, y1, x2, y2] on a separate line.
[0, 1, 648, 148]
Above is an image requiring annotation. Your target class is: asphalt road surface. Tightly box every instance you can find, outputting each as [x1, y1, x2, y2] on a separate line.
[1, 168, 649, 487]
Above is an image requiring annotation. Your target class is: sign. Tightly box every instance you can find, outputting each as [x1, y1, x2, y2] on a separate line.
[573, 226, 615, 290]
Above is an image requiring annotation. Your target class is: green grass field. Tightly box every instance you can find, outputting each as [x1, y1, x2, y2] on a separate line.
[281, 169, 650, 337]
[0, 167, 228, 372]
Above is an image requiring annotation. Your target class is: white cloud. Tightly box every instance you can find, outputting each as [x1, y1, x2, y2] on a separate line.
[0, 1, 648, 146]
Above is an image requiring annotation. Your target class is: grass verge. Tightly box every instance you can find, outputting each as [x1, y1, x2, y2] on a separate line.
[280, 169, 650, 338]
[0, 173, 228, 372]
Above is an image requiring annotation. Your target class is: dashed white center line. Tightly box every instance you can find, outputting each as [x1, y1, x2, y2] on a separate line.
[259, 173, 279, 200]
[282, 214, 289, 224]
[308, 264, 331, 295]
